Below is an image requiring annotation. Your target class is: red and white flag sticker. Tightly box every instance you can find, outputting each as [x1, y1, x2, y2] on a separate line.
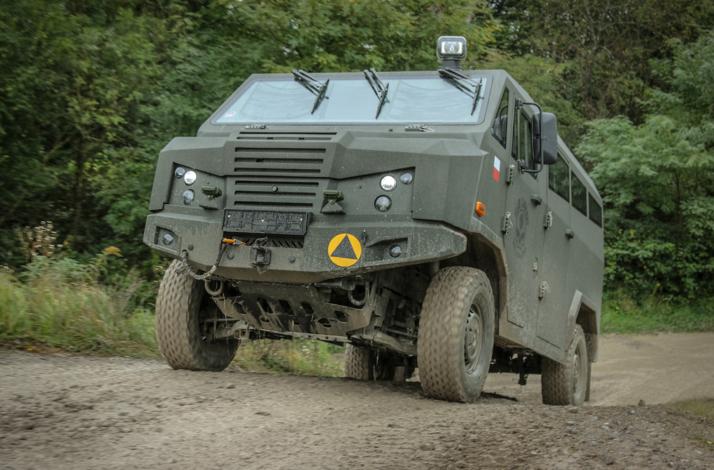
[492, 156, 501, 182]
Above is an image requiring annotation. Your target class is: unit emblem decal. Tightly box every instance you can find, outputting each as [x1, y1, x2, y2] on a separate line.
[513, 197, 529, 257]
[328, 233, 363, 267]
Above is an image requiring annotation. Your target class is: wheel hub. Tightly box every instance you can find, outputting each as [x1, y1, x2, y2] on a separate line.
[464, 305, 483, 373]
[571, 346, 587, 399]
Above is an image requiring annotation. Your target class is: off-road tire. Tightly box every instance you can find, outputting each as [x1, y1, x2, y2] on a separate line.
[344, 345, 370, 380]
[156, 260, 238, 371]
[417, 267, 496, 402]
[541, 324, 589, 405]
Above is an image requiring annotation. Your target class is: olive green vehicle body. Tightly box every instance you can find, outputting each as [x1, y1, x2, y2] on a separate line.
[144, 69, 604, 367]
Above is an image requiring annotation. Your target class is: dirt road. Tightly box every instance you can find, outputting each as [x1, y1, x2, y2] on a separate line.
[1, 333, 713, 469]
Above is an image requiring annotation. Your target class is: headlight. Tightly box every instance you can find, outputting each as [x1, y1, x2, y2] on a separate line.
[374, 195, 392, 212]
[175, 167, 187, 179]
[183, 170, 197, 185]
[380, 175, 397, 191]
[182, 189, 195, 205]
[399, 172, 413, 184]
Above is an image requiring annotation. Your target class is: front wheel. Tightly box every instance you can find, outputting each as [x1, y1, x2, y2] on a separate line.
[541, 324, 590, 405]
[155, 260, 238, 371]
[417, 267, 496, 402]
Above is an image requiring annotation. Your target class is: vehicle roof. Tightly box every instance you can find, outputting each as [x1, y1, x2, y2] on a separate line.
[203, 69, 601, 199]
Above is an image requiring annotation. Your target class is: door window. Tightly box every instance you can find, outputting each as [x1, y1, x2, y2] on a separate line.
[513, 110, 534, 168]
[491, 88, 509, 148]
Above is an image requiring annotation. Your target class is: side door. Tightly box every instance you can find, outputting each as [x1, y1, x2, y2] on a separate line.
[503, 102, 547, 338]
[537, 153, 571, 350]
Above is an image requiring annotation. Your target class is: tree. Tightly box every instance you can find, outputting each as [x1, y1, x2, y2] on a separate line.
[577, 32, 714, 297]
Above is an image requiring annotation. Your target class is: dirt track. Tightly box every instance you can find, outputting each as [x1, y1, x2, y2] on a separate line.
[1, 333, 713, 469]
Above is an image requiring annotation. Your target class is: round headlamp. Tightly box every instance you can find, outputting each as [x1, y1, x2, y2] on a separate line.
[183, 170, 197, 185]
[182, 189, 195, 205]
[399, 172, 413, 185]
[380, 175, 397, 191]
[374, 195, 392, 212]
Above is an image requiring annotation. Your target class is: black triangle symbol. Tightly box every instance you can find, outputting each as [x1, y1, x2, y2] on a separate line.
[331, 235, 357, 259]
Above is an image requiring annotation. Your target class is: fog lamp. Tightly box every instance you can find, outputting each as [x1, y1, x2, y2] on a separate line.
[161, 232, 175, 246]
[182, 189, 195, 205]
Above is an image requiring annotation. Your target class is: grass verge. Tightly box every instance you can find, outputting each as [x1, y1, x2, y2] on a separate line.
[0, 261, 157, 357]
[0, 256, 343, 375]
[602, 295, 714, 334]
[235, 339, 344, 377]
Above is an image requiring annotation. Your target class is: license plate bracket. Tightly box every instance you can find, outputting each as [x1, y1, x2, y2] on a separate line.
[223, 210, 310, 236]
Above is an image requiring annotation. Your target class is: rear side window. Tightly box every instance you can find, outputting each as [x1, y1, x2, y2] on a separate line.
[491, 88, 509, 148]
[571, 172, 587, 215]
[548, 154, 570, 201]
[589, 194, 603, 227]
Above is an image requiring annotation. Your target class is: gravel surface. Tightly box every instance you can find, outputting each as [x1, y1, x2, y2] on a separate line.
[1, 333, 713, 469]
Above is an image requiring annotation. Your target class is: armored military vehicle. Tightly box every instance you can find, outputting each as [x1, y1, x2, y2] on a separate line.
[145, 36, 604, 404]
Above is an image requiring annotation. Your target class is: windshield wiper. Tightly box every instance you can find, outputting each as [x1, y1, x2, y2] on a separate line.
[363, 68, 389, 118]
[292, 69, 329, 114]
[438, 68, 483, 115]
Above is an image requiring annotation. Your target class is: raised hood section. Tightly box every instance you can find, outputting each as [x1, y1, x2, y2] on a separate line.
[149, 127, 487, 231]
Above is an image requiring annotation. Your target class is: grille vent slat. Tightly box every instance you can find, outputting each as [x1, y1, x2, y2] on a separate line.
[243, 238, 305, 249]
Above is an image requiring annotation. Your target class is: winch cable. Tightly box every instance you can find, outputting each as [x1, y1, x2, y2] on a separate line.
[179, 238, 243, 281]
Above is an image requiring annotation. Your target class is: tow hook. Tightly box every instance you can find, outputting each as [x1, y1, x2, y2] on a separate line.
[250, 237, 271, 269]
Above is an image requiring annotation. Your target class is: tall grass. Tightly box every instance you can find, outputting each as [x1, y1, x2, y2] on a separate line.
[0, 256, 157, 356]
[0, 253, 343, 375]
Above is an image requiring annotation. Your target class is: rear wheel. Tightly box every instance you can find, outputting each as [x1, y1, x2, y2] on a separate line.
[541, 324, 589, 405]
[344, 345, 396, 380]
[156, 260, 238, 371]
[417, 267, 495, 402]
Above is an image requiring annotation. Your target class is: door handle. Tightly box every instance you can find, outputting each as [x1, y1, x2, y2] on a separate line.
[565, 228, 575, 240]
[530, 194, 543, 206]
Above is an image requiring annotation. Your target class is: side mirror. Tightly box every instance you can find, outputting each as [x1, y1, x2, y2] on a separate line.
[540, 112, 558, 165]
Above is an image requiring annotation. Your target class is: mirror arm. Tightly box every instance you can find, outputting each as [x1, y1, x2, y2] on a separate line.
[516, 100, 543, 174]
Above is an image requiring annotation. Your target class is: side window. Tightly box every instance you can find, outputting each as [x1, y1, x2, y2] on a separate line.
[571, 172, 587, 215]
[512, 110, 533, 166]
[588, 194, 603, 227]
[491, 88, 509, 148]
[548, 154, 570, 201]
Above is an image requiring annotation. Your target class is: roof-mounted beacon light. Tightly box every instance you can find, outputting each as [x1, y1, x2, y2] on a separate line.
[437, 36, 467, 69]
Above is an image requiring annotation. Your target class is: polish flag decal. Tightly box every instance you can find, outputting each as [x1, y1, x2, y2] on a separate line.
[492, 156, 502, 182]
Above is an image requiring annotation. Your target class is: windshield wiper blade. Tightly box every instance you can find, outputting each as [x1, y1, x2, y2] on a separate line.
[292, 69, 330, 114]
[438, 68, 483, 115]
[363, 68, 389, 118]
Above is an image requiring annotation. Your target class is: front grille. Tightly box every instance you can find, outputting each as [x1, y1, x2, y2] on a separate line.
[228, 131, 335, 211]
[231, 176, 321, 209]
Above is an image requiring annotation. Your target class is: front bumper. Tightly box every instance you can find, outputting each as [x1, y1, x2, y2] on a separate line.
[144, 210, 467, 283]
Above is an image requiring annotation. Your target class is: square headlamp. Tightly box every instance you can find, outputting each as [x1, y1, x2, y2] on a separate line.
[436, 36, 467, 63]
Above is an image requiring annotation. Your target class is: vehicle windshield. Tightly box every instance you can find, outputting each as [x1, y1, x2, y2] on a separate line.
[213, 74, 489, 125]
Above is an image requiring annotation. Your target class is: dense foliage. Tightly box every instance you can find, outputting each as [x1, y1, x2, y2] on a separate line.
[1, 1, 713, 301]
